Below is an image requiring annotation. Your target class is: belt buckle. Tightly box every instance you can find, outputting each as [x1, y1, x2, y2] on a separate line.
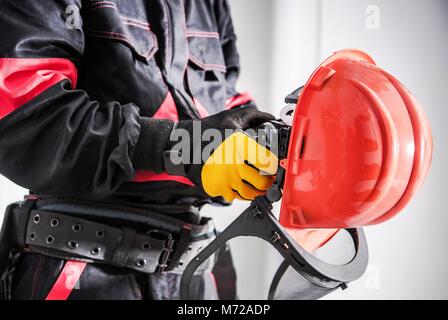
[147, 229, 174, 273]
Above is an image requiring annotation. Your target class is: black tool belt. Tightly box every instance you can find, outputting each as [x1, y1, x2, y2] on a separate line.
[0, 197, 217, 276]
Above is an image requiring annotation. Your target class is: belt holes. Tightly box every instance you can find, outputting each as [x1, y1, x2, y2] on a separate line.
[29, 232, 36, 241]
[96, 229, 105, 238]
[141, 242, 150, 250]
[187, 245, 193, 252]
[66, 240, 79, 249]
[91, 247, 101, 255]
[46, 235, 55, 244]
[72, 224, 82, 232]
[178, 260, 184, 267]
[33, 214, 40, 224]
[50, 218, 59, 227]
[136, 259, 146, 268]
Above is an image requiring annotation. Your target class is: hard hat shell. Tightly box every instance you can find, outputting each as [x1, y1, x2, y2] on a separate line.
[280, 49, 433, 229]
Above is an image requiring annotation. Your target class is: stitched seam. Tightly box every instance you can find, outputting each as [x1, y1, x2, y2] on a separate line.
[86, 4, 117, 11]
[186, 33, 219, 39]
[147, 32, 159, 58]
[30, 256, 45, 300]
[186, 31, 220, 39]
[85, 29, 156, 59]
[85, 1, 116, 9]
[121, 21, 150, 31]
[83, 5, 156, 59]
[189, 55, 226, 72]
[84, 5, 152, 30]
[0, 58, 75, 64]
[120, 15, 150, 28]
[85, 0, 151, 33]
[85, 0, 115, 6]
[87, 29, 132, 42]
[86, 31, 138, 52]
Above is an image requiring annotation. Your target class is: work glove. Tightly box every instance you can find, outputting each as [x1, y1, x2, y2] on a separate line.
[165, 106, 279, 201]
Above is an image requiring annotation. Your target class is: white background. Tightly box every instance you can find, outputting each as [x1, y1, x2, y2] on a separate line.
[204, 0, 448, 299]
[1, 0, 447, 299]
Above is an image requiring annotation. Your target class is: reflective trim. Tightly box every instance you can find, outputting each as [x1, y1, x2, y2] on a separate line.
[0, 58, 77, 120]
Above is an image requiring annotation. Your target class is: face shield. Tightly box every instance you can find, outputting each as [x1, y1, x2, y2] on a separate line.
[182, 48, 432, 300]
[180, 198, 368, 300]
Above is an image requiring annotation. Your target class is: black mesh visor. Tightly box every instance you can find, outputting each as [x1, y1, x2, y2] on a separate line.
[180, 198, 369, 300]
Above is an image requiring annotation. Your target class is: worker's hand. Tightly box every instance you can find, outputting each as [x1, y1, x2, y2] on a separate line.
[201, 130, 278, 201]
[166, 106, 278, 201]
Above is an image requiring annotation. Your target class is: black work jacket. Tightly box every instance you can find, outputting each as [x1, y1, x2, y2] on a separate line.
[0, 0, 255, 219]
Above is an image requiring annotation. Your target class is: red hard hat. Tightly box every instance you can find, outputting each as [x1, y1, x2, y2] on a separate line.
[280, 49, 433, 229]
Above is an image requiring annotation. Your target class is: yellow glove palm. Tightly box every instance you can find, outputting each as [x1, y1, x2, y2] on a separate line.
[201, 131, 278, 201]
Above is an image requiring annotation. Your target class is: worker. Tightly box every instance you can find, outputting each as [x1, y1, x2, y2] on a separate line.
[0, 0, 277, 300]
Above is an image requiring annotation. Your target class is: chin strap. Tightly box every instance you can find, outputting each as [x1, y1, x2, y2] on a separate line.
[180, 196, 369, 300]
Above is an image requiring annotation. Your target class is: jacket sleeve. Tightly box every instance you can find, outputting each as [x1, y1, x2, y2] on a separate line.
[214, 0, 257, 109]
[0, 0, 173, 198]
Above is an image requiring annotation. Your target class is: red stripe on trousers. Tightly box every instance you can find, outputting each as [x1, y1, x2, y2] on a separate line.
[46, 260, 87, 300]
[0, 58, 78, 120]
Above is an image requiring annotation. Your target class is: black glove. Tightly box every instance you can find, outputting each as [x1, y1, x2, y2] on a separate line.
[165, 106, 278, 201]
